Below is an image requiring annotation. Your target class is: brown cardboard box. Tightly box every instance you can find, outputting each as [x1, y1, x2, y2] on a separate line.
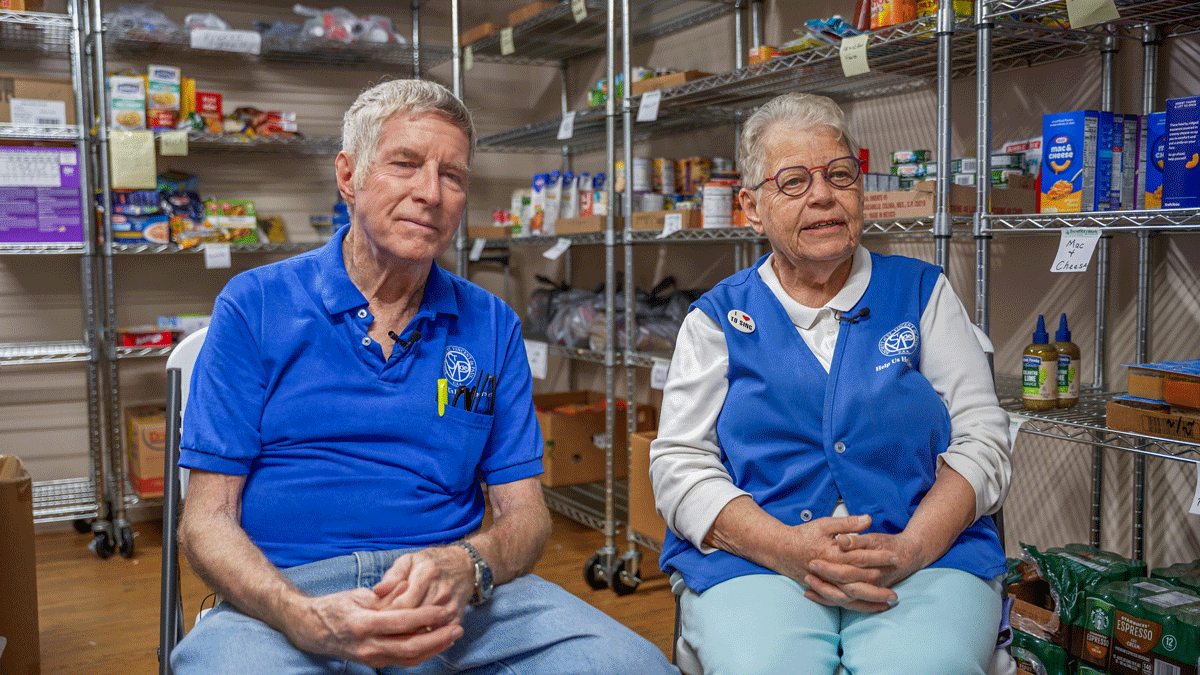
[0, 455, 40, 675]
[552, 215, 622, 235]
[0, 0, 45, 10]
[459, 21, 502, 46]
[507, 1, 557, 26]
[862, 175, 1037, 220]
[466, 225, 511, 239]
[628, 431, 667, 543]
[534, 391, 656, 487]
[630, 209, 702, 231]
[1106, 399, 1200, 442]
[125, 404, 166, 499]
[630, 71, 713, 96]
[1008, 575, 1067, 647]
[0, 72, 76, 125]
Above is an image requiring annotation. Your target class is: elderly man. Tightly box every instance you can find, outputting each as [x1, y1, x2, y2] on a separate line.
[172, 79, 676, 675]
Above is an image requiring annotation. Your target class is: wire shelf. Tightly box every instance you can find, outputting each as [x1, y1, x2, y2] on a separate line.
[0, 123, 83, 142]
[982, 208, 1200, 232]
[0, 10, 74, 52]
[0, 340, 91, 365]
[111, 241, 321, 254]
[32, 477, 99, 523]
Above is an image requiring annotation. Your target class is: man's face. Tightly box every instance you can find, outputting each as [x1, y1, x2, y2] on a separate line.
[337, 111, 471, 263]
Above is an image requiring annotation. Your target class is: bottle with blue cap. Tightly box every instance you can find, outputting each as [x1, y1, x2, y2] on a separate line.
[1022, 314, 1059, 411]
[1053, 313, 1081, 408]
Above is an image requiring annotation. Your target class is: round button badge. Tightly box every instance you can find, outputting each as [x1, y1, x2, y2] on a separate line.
[727, 310, 756, 334]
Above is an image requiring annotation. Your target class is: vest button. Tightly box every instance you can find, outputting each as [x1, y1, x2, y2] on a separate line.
[357, 308, 368, 319]
[800, 509, 813, 522]
[361, 336, 371, 347]
[834, 441, 846, 453]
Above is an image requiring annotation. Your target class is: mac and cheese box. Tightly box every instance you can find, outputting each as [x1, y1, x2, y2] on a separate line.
[1163, 96, 1200, 209]
[1096, 111, 1114, 211]
[1138, 112, 1167, 209]
[1041, 111, 1099, 213]
[1120, 114, 1139, 210]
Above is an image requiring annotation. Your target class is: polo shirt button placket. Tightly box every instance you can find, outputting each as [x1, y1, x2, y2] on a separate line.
[834, 441, 846, 453]
[357, 308, 368, 319]
[361, 337, 371, 347]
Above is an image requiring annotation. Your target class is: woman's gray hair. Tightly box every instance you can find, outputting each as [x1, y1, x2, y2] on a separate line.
[739, 93, 859, 190]
[342, 79, 476, 190]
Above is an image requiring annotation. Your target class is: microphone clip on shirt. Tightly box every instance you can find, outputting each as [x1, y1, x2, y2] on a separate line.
[388, 329, 422, 348]
[838, 307, 870, 324]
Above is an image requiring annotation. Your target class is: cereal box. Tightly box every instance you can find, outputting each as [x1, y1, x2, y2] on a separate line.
[146, 64, 181, 131]
[1041, 111, 1099, 213]
[107, 75, 146, 131]
[1163, 95, 1200, 210]
[1138, 112, 1166, 210]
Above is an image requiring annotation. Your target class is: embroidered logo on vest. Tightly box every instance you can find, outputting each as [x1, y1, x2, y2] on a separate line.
[727, 310, 756, 334]
[443, 346, 478, 387]
[879, 322, 919, 356]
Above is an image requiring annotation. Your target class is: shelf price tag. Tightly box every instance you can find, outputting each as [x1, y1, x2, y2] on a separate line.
[650, 357, 671, 390]
[500, 27, 515, 55]
[1191, 465, 1200, 516]
[572, 0, 588, 22]
[637, 90, 662, 122]
[1052, 228, 1101, 273]
[204, 242, 232, 269]
[524, 339, 549, 380]
[1066, 0, 1120, 29]
[1008, 415, 1027, 452]
[159, 129, 188, 156]
[108, 130, 156, 189]
[463, 46, 474, 71]
[657, 212, 683, 239]
[557, 110, 576, 140]
[469, 237, 486, 261]
[543, 237, 572, 260]
[190, 28, 262, 55]
[839, 34, 870, 77]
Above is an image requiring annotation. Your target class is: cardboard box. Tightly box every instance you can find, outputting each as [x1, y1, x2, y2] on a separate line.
[117, 326, 173, 348]
[630, 209, 702, 231]
[0, 0, 45, 9]
[861, 176, 1036, 220]
[459, 21, 502, 46]
[534, 391, 655, 487]
[466, 225, 511, 239]
[0, 455, 40, 675]
[1126, 360, 1200, 407]
[630, 71, 713, 97]
[552, 215, 623, 235]
[125, 405, 166, 498]
[1163, 95, 1200, 210]
[628, 431, 667, 543]
[508, 0, 557, 26]
[1139, 112, 1166, 209]
[1106, 399, 1200, 443]
[1041, 110, 1100, 213]
[0, 72, 75, 125]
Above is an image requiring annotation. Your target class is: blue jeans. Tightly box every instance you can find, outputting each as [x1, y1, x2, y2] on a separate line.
[678, 568, 1003, 675]
[172, 548, 678, 675]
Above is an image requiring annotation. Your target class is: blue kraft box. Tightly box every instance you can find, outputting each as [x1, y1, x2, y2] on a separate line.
[1139, 112, 1167, 209]
[1041, 111, 1099, 213]
[1095, 111, 1114, 211]
[1163, 96, 1200, 209]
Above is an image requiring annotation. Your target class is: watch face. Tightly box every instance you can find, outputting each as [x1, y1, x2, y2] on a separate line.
[478, 564, 494, 601]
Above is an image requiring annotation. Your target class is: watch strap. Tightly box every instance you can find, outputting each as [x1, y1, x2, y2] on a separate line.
[453, 540, 490, 604]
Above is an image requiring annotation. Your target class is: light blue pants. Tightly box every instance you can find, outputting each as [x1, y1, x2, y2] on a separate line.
[172, 548, 678, 675]
[679, 568, 1003, 675]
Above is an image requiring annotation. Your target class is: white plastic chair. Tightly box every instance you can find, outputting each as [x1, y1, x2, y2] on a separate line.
[158, 326, 207, 675]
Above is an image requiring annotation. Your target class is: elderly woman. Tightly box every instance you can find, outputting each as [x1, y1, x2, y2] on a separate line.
[650, 92, 1011, 675]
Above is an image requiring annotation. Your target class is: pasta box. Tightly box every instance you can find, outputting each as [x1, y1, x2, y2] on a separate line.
[1040, 110, 1100, 213]
[1138, 112, 1166, 209]
[1163, 95, 1200, 209]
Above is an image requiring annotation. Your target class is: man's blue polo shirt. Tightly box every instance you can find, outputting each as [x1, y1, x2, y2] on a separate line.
[179, 225, 545, 568]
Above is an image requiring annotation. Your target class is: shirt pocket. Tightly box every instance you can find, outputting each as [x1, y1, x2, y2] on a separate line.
[427, 404, 492, 494]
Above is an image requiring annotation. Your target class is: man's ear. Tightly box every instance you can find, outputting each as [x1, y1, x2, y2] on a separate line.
[739, 188, 765, 235]
[335, 152, 355, 206]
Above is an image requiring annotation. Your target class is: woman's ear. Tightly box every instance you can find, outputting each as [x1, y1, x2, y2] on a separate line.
[739, 188, 765, 235]
[335, 152, 355, 206]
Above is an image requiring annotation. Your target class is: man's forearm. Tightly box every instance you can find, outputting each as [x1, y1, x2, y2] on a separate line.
[474, 480, 552, 585]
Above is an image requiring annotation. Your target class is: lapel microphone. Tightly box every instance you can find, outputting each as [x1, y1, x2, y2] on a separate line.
[388, 330, 422, 348]
[838, 308, 870, 324]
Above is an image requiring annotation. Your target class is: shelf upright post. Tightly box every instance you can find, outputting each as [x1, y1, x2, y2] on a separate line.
[451, 0, 468, 276]
[734, 0, 746, 69]
[933, 0, 955, 269]
[411, 0, 421, 79]
[560, 60, 573, 174]
[750, 0, 764, 49]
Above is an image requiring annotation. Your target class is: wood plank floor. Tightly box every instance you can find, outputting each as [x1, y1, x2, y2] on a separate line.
[33, 513, 674, 674]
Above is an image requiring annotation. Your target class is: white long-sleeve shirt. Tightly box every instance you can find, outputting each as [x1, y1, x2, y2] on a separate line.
[649, 247, 1012, 553]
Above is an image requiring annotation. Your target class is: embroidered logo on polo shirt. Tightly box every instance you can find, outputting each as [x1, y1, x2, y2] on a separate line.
[879, 322, 919, 356]
[727, 310, 756, 334]
[443, 346, 477, 387]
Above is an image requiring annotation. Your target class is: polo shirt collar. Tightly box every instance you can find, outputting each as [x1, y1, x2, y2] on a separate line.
[758, 246, 871, 330]
[314, 224, 460, 320]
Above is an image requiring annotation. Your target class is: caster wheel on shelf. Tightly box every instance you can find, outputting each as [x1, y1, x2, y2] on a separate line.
[89, 531, 115, 559]
[118, 526, 135, 558]
[584, 553, 610, 590]
[73, 518, 92, 534]
[609, 557, 641, 596]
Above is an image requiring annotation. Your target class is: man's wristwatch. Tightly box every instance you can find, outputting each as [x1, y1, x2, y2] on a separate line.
[453, 540, 494, 605]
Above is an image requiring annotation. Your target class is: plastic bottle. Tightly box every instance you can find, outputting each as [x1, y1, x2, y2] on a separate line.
[1053, 313, 1081, 408]
[1022, 315, 1059, 411]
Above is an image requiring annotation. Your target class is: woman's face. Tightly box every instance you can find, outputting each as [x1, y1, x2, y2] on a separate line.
[741, 124, 864, 271]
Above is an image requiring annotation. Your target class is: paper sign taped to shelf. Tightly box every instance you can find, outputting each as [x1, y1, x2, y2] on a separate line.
[657, 212, 683, 238]
[159, 129, 188, 156]
[1008, 415, 1027, 453]
[543, 237, 571, 260]
[1191, 465, 1200, 515]
[572, 0, 588, 22]
[637, 90, 662, 122]
[500, 27, 515, 55]
[204, 242, 231, 269]
[1052, 228, 1100, 273]
[651, 358, 671, 390]
[469, 237, 486, 261]
[464, 46, 474, 70]
[524, 339, 548, 380]
[190, 28, 262, 55]
[557, 111, 576, 140]
[11, 98, 66, 126]
[839, 34, 870, 77]
[1066, 0, 1119, 28]
[108, 130, 156, 189]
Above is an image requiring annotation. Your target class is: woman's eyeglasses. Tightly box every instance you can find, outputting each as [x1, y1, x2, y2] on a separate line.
[750, 156, 862, 197]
